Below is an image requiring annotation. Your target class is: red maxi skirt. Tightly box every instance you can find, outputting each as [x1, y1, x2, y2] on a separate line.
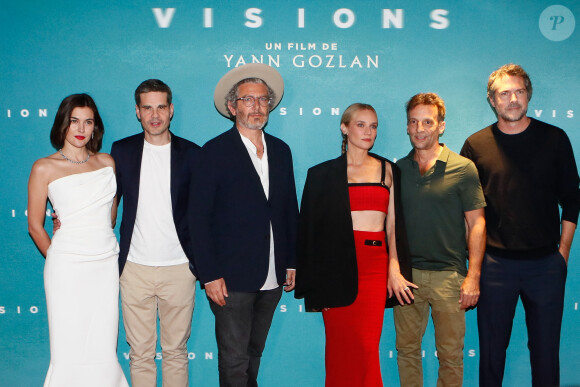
[322, 230, 388, 387]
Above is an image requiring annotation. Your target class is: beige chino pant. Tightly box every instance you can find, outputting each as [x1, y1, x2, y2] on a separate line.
[120, 261, 196, 387]
[393, 268, 466, 387]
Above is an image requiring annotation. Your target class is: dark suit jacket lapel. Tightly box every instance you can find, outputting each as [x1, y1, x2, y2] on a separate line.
[126, 133, 145, 212]
[331, 154, 351, 212]
[170, 132, 185, 214]
[264, 133, 278, 201]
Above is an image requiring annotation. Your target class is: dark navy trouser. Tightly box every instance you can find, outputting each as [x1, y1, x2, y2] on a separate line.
[478, 251, 567, 387]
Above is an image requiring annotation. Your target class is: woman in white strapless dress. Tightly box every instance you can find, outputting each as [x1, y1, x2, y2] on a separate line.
[27, 94, 129, 387]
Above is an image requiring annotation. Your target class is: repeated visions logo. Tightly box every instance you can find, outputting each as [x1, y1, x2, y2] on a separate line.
[539, 5, 575, 41]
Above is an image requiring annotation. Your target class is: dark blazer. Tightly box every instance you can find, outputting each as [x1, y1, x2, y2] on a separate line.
[110, 131, 199, 275]
[294, 153, 412, 310]
[188, 127, 299, 292]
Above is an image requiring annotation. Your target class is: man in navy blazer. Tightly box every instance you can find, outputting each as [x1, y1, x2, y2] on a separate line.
[111, 79, 198, 387]
[188, 64, 298, 386]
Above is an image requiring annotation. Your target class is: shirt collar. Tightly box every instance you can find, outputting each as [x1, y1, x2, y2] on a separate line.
[436, 144, 450, 164]
[239, 130, 267, 157]
[405, 143, 450, 165]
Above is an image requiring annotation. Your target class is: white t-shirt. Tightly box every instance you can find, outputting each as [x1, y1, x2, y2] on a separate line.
[127, 140, 188, 266]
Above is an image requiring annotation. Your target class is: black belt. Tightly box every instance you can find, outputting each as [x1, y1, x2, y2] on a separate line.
[364, 239, 383, 246]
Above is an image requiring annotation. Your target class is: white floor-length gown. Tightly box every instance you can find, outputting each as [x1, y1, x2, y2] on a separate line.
[44, 166, 128, 387]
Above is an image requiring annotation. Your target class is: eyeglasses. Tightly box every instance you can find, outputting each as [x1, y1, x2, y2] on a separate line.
[235, 96, 272, 107]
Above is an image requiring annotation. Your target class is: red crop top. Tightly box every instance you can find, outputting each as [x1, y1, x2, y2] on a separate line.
[348, 184, 390, 213]
[348, 160, 390, 213]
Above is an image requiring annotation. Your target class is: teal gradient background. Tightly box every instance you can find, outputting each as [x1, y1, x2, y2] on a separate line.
[1, 1, 578, 386]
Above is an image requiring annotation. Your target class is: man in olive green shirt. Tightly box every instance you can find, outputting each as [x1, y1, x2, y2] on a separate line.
[393, 93, 486, 387]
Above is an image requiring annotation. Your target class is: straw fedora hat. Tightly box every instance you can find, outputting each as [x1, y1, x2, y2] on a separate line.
[214, 63, 284, 118]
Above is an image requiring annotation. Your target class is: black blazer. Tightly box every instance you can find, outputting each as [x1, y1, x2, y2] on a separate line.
[294, 153, 412, 310]
[188, 127, 299, 292]
[110, 132, 199, 275]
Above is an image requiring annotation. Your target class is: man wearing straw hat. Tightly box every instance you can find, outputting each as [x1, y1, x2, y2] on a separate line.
[188, 63, 299, 386]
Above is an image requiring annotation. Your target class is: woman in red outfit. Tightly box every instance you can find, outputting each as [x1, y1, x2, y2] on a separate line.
[295, 103, 416, 386]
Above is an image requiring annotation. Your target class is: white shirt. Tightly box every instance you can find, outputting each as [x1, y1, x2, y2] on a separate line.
[127, 140, 188, 266]
[239, 130, 278, 290]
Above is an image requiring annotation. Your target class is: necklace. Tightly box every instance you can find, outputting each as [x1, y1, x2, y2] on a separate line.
[59, 149, 90, 164]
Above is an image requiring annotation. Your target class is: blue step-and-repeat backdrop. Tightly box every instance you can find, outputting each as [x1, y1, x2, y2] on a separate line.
[1, 1, 578, 386]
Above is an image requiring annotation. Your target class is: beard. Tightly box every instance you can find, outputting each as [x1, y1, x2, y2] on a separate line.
[497, 103, 527, 122]
[237, 112, 268, 130]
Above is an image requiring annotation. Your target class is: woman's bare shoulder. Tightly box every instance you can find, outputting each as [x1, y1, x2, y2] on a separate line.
[92, 152, 115, 168]
[31, 153, 63, 172]
[30, 153, 66, 183]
